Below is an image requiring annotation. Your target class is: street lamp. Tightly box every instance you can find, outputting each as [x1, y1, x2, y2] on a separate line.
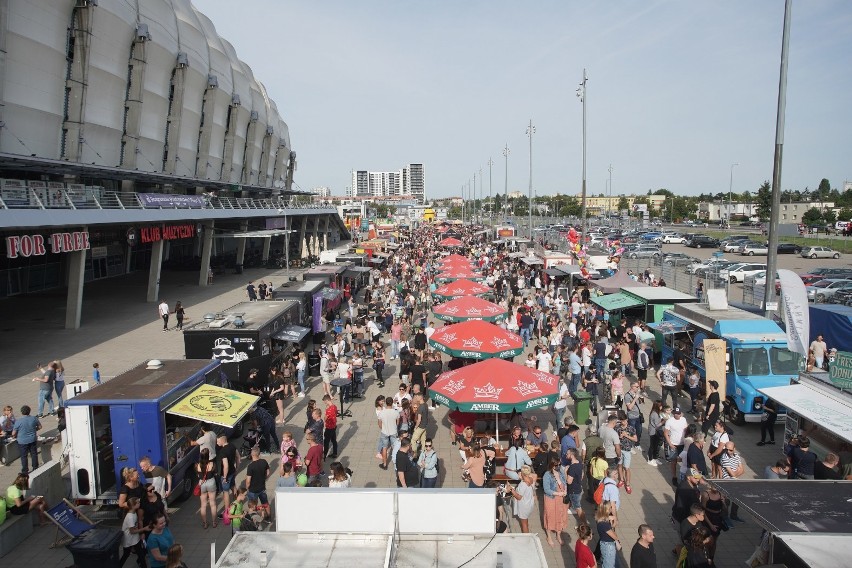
[608, 164, 613, 220]
[527, 119, 535, 238]
[487, 158, 494, 226]
[502, 143, 510, 224]
[576, 69, 588, 241]
[728, 162, 739, 226]
[472, 171, 476, 225]
[478, 166, 483, 225]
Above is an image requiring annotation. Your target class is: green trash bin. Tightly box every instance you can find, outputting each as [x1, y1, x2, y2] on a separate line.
[574, 391, 593, 425]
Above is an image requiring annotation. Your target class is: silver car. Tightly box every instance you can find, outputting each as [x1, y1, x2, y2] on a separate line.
[625, 245, 662, 259]
[806, 279, 852, 302]
[740, 242, 769, 256]
[801, 246, 841, 259]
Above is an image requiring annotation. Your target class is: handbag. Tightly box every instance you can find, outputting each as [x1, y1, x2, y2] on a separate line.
[639, 412, 645, 424]
[193, 465, 209, 496]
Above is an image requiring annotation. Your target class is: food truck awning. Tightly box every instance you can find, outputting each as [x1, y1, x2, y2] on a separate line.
[166, 384, 259, 429]
[273, 324, 311, 343]
[647, 321, 690, 334]
[520, 257, 544, 266]
[711, 480, 852, 533]
[590, 292, 643, 312]
[757, 383, 852, 444]
[771, 533, 852, 568]
[368, 257, 385, 264]
[544, 268, 565, 277]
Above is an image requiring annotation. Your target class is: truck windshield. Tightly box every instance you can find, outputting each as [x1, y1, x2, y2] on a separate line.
[734, 348, 770, 376]
[770, 347, 801, 374]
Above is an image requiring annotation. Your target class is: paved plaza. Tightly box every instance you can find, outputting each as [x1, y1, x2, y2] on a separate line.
[0, 263, 781, 567]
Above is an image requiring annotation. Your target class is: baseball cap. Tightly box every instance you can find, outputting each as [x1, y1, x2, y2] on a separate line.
[673, 407, 683, 414]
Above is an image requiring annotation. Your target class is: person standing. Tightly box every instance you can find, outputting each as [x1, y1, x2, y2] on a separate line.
[623, 381, 643, 446]
[757, 398, 778, 446]
[53, 360, 66, 408]
[139, 456, 172, 500]
[702, 380, 721, 434]
[322, 395, 338, 459]
[595, 500, 621, 568]
[574, 524, 596, 568]
[395, 438, 420, 488]
[119, 497, 149, 568]
[216, 435, 238, 521]
[599, 413, 622, 471]
[158, 300, 170, 331]
[246, 281, 257, 301]
[615, 411, 637, 495]
[630, 524, 658, 568]
[146, 513, 173, 568]
[304, 432, 324, 486]
[194, 448, 217, 529]
[32, 362, 56, 418]
[296, 352, 308, 397]
[244, 447, 270, 518]
[174, 302, 186, 331]
[810, 334, 828, 369]
[11, 405, 41, 474]
[657, 357, 680, 409]
[417, 439, 439, 488]
[664, 407, 688, 486]
[542, 457, 568, 546]
[93, 362, 102, 385]
[507, 466, 537, 533]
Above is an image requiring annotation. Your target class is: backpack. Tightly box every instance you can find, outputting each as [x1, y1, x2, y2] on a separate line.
[593, 480, 606, 505]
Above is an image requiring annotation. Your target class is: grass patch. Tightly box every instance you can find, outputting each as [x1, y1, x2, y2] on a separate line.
[693, 230, 852, 254]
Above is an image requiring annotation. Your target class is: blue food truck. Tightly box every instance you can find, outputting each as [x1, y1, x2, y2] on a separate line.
[66, 359, 257, 505]
[652, 302, 801, 424]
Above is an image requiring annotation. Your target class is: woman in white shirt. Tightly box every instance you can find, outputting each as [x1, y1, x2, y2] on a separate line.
[328, 462, 352, 488]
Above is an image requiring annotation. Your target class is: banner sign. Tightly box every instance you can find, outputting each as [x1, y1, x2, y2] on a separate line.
[829, 351, 852, 389]
[139, 224, 196, 244]
[778, 269, 810, 357]
[139, 193, 205, 208]
[703, 338, 728, 401]
[6, 231, 90, 258]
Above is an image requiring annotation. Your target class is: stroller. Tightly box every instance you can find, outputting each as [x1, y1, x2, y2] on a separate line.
[239, 428, 270, 458]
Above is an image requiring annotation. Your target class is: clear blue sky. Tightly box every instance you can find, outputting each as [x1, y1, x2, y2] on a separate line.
[202, 0, 851, 199]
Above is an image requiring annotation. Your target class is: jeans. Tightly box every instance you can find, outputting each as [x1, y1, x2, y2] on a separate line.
[599, 540, 617, 568]
[421, 476, 438, 488]
[661, 385, 678, 408]
[297, 369, 307, 394]
[262, 424, 280, 451]
[594, 358, 607, 378]
[19, 441, 38, 473]
[37, 389, 55, 416]
[54, 380, 65, 408]
[161, 314, 169, 329]
[324, 427, 338, 457]
[554, 405, 567, 429]
[760, 419, 775, 443]
[628, 417, 642, 445]
[391, 339, 400, 359]
[519, 327, 531, 346]
[689, 386, 700, 411]
[569, 373, 582, 396]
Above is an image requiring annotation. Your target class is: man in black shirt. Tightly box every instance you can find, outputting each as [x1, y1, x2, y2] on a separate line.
[630, 524, 658, 568]
[686, 432, 708, 476]
[565, 448, 586, 524]
[672, 470, 704, 523]
[814, 452, 843, 480]
[244, 447, 270, 515]
[395, 439, 420, 488]
[413, 328, 427, 357]
[409, 356, 427, 392]
[216, 435, 239, 519]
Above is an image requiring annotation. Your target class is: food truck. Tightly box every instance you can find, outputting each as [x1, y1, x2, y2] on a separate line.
[65, 360, 258, 504]
[183, 300, 301, 383]
[654, 301, 801, 424]
[270, 280, 325, 327]
[302, 264, 348, 288]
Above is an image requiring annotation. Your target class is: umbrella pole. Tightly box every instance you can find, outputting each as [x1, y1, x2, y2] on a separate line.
[495, 412, 499, 447]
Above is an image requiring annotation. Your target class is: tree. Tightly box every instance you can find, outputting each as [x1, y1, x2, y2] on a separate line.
[802, 207, 823, 226]
[375, 204, 396, 218]
[617, 196, 630, 211]
[817, 178, 832, 200]
[447, 205, 462, 219]
[823, 209, 837, 225]
[838, 208, 852, 222]
[559, 197, 582, 217]
[755, 181, 772, 220]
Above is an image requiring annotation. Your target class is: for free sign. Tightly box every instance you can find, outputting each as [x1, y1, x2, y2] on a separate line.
[6, 231, 90, 258]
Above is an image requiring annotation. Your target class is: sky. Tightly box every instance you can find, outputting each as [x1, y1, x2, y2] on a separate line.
[201, 0, 852, 200]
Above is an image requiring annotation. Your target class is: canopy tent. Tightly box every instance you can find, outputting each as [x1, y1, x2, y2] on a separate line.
[520, 257, 544, 266]
[591, 270, 647, 294]
[590, 292, 644, 312]
[646, 321, 690, 334]
[166, 384, 259, 428]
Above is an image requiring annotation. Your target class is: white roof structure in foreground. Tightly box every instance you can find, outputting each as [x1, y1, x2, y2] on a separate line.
[215, 532, 547, 568]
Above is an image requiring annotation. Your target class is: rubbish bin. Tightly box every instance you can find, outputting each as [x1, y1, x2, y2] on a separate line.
[574, 391, 593, 425]
[308, 350, 321, 377]
[66, 527, 122, 568]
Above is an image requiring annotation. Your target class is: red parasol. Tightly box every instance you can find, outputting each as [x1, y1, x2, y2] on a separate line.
[431, 296, 507, 323]
[432, 278, 492, 299]
[427, 319, 524, 359]
[439, 237, 464, 247]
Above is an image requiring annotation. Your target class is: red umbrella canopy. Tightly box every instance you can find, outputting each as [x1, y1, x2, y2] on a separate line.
[432, 296, 507, 323]
[439, 237, 464, 247]
[440, 254, 471, 264]
[427, 319, 524, 359]
[429, 358, 559, 413]
[435, 269, 485, 283]
[432, 278, 492, 299]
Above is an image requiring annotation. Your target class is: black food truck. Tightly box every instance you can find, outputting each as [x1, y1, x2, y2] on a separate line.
[183, 300, 301, 383]
[270, 279, 325, 327]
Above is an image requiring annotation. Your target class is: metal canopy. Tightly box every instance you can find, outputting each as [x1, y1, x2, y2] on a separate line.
[226, 229, 296, 239]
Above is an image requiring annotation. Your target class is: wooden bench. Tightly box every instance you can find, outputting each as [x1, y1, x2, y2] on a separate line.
[0, 512, 34, 558]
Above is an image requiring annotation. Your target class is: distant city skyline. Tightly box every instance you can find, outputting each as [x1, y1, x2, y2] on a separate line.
[202, 1, 852, 199]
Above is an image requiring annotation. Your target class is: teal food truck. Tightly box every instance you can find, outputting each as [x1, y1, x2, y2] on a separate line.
[653, 302, 801, 424]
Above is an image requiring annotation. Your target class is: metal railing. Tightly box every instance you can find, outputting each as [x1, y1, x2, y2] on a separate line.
[0, 186, 336, 213]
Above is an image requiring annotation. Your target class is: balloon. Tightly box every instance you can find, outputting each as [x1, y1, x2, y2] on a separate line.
[297, 473, 308, 487]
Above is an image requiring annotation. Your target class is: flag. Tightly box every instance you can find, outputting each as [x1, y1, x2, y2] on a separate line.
[777, 269, 809, 357]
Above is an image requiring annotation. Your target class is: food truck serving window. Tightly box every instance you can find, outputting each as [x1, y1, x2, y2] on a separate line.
[770, 347, 801, 375]
[734, 348, 770, 376]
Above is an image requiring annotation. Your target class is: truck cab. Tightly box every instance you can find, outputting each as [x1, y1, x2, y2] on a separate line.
[657, 303, 801, 424]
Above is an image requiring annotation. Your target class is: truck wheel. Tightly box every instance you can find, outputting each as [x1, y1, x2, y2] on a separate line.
[730, 276, 737, 283]
[727, 402, 746, 426]
[175, 471, 197, 503]
[696, 244, 702, 248]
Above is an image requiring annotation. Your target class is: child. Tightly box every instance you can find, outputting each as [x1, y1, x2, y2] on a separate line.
[93, 362, 101, 385]
[0, 405, 15, 437]
[277, 461, 296, 488]
[228, 488, 246, 533]
[119, 497, 149, 568]
[279, 431, 297, 469]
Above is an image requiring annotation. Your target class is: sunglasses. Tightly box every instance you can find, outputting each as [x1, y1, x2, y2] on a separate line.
[147, 489, 155, 493]
[425, 445, 432, 448]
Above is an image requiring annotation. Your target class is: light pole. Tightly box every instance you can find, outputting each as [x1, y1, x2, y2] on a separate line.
[608, 164, 613, 220]
[487, 158, 494, 226]
[472, 171, 476, 225]
[527, 120, 535, 238]
[727, 163, 739, 226]
[576, 69, 588, 242]
[502, 143, 510, 225]
[479, 166, 483, 225]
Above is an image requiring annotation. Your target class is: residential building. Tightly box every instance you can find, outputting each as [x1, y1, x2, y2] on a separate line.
[348, 164, 426, 203]
[578, 195, 666, 217]
[699, 201, 836, 222]
[311, 186, 331, 198]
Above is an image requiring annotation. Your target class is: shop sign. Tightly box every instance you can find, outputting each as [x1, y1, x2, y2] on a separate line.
[138, 193, 205, 208]
[6, 231, 90, 259]
[829, 351, 852, 389]
[140, 224, 196, 244]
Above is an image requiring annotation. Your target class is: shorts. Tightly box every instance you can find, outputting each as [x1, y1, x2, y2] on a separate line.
[221, 474, 236, 491]
[666, 444, 684, 462]
[200, 476, 217, 494]
[246, 489, 268, 505]
[9, 503, 29, 515]
[638, 368, 648, 381]
[569, 492, 583, 509]
[380, 433, 397, 449]
[321, 372, 332, 385]
[620, 451, 632, 469]
[605, 456, 619, 470]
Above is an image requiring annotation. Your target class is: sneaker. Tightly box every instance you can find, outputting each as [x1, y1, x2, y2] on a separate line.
[375, 453, 382, 460]
[648, 459, 660, 466]
[297, 393, 305, 398]
[625, 485, 632, 494]
[766, 441, 775, 445]
[756, 441, 766, 446]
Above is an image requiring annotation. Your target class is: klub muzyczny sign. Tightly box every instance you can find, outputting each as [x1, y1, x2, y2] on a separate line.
[139, 224, 196, 244]
[6, 231, 90, 258]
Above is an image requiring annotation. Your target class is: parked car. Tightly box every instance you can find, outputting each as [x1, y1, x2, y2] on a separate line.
[687, 257, 730, 275]
[777, 243, 802, 254]
[722, 238, 752, 253]
[799, 268, 852, 285]
[663, 253, 700, 267]
[694, 261, 739, 278]
[641, 232, 664, 242]
[625, 245, 663, 259]
[720, 262, 767, 283]
[686, 235, 720, 248]
[829, 287, 852, 306]
[740, 242, 769, 256]
[805, 279, 852, 303]
[661, 233, 687, 244]
[801, 246, 841, 259]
